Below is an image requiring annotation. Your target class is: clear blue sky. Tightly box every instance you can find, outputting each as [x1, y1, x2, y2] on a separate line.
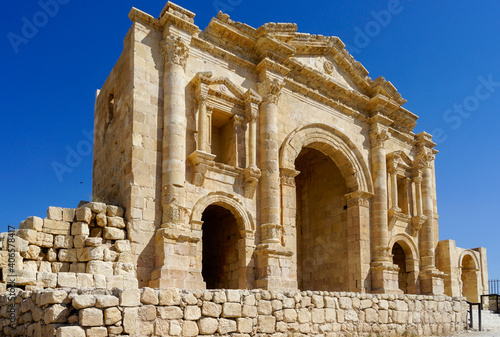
[1, 1, 499, 280]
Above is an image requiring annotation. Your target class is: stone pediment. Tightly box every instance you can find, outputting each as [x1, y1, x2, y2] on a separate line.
[291, 55, 361, 92]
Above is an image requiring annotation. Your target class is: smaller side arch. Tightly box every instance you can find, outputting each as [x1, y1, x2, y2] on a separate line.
[389, 233, 420, 294]
[459, 250, 480, 302]
[190, 191, 255, 234]
[389, 233, 419, 261]
[458, 250, 480, 270]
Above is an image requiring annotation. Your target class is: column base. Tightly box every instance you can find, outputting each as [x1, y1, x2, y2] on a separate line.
[420, 268, 445, 295]
[371, 261, 402, 294]
[149, 228, 204, 289]
[255, 243, 297, 291]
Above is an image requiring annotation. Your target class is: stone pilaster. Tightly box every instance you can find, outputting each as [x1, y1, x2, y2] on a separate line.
[369, 122, 397, 293]
[345, 191, 373, 292]
[416, 132, 444, 295]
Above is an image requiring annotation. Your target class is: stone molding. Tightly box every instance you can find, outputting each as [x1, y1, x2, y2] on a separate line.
[161, 36, 189, 68]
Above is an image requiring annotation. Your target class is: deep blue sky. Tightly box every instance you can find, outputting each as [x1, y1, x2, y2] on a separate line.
[1, 1, 499, 280]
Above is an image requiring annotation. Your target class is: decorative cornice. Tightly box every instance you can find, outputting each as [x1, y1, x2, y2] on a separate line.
[161, 36, 189, 68]
[257, 78, 285, 104]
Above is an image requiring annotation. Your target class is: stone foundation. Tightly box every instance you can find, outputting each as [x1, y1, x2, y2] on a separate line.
[1, 288, 467, 336]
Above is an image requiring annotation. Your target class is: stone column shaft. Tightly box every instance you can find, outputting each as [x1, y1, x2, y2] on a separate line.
[370, 129, 390, 262]
[197, 97, 208, 153]
[421, 162, 435, 269]
[161, 36, 188, 210]
[414, 176, 423, 216]
[390, 170, 399, 210]
[258, 79, 284, 244]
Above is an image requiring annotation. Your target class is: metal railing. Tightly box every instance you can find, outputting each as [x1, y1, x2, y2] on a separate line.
[481, 294, 500, 314]
[467, 301, 482, 331]
[490, 279, 500, 295]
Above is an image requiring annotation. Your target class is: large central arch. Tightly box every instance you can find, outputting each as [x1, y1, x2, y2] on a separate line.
[279, 123, 373, 292]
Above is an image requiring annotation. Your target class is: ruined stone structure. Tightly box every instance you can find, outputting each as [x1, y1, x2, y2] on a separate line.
[0, 2, 490, 336]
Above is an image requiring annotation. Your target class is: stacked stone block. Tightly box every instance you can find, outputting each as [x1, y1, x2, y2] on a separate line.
[0, 288, 467, 336]
[0, 202, 136, 292]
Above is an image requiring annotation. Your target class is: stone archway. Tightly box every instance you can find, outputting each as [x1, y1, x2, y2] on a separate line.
[191, 192, 255, 289]
[280, 124, 373, 292]
[460, 252, 479, 302]
[389, 234, 420, 294]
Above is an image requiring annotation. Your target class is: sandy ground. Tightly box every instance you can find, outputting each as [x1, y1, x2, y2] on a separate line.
[445, 328, 500, 337]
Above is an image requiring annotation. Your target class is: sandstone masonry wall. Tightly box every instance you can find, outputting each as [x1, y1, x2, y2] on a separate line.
[0, 288, 467, 336]
[0, 202, 137, 293]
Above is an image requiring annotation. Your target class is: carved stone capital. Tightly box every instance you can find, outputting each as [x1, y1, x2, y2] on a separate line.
[246, 108, 258, 123]
[280, 168, 300, 187]
[161, 204, 189, 229]
[345, 190, 373, 208]
[257, 78, 284, 105]
[260, 223, 282, 244]
[370, 129, 390, 148]
[411, 215, 427, 236]
[232, 115, 244, 126]
[161, 36, 189, 69]
[415, 149, 435, 169]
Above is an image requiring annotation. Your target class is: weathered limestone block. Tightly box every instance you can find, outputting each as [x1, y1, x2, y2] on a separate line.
[47, 206, 63, 221]
[103, 227, 125, 240]
[70, 262, 87, 273]
[123, 308, 138, 334]
[103, 248, 118, 262]
[159, 287, 181, 305]
[141, 287, 159, 305]
[76, 273, 94, 288]
[87, 261, 114, 277]
[56, 326, 86, 337]
[75, 207, 92, 223]
[59, 249, 77, 262]
[258, 315, 276, 333]
[218, 318, 237, 334]
[4, 268, 36, 285]
[198, 317, 218, 334]
[20, 216, 44, 231]
[71, 222, 90, 236]
[158, 306, 183, 320]
[106, 205, 124, 217]
[81, 202, 107, 214]
[227, 289, 241, 302]
[62, 208, 75, 222]
[57, 272, 77, 288]
[38, 289, 68, 306]
[23, 245, 41, 260]
[237, 317, 253, 333]
[184, 305, 202, 320]
[182, 320, 199, 337]
[258, 300, 273, 315]
[86, 237, 103, 247]
[139, 305, 157, 321]
[37, 232, 54, 247]
[95, 294, 119, 308]
[120, 288, 141, 306]
[73, 295, 96, 309]
[95, 213, 107, 227]
[107, 216, 126, 228]
[115, 239, 130, 252]
[37, 272, 57, 288]
[223, 302, 242, 317]
[43, 219, 70, 235]
[283, 308, 297, 322]
[77, 246, 104, 262]
[104, 307, 122, 325]
[44, 304, 70, 324]
[85, 327, 108, 337]
[80, 308, 104, 326]
[54, 235, 73, 249]
[202, 301, 222, 317]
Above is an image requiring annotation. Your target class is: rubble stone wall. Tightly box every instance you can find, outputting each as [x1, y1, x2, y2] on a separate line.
[0, 287, 467, 336]
[0, 202, 137, 293]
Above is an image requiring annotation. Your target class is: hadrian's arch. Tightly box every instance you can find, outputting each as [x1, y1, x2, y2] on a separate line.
[280, 124, 373, 292]
[459, 251, 480, 302]
[191, 192, 255, 289]
[389, 233, 420, 294]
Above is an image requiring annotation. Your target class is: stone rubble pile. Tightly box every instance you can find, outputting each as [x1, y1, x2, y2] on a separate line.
[0, 202, 137, 292]
[0, 288, 467, 336]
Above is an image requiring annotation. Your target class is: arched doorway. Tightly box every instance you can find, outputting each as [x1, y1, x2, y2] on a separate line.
[295, 148, 348, 291]
[392, 242, 408, 293]
[461, 254, 479, 302]
[201, 204, 241, 289]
